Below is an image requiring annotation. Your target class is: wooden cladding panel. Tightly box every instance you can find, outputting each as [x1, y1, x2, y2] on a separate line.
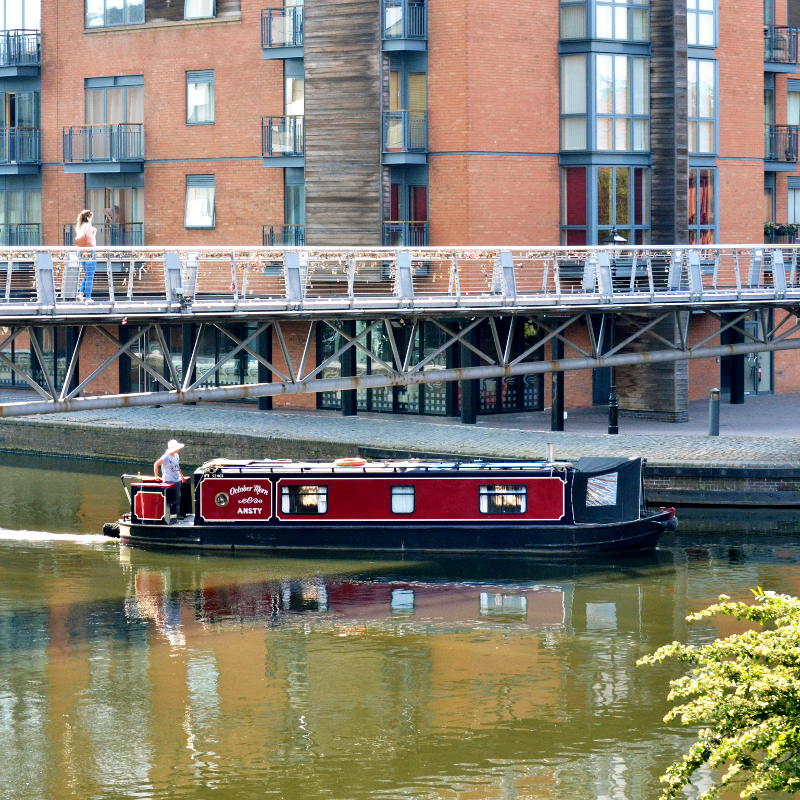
[304, 0, 383, 246]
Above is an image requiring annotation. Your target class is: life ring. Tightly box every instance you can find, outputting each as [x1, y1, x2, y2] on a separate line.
[334, 457, 367, 467]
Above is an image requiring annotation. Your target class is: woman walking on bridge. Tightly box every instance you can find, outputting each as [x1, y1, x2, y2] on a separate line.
[75, 209, 97, 302]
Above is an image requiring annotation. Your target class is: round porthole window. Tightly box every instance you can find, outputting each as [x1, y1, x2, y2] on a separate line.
[214, 492, 229, 507]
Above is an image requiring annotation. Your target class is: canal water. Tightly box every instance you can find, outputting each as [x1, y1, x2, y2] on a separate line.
[0, 453, 797, 800]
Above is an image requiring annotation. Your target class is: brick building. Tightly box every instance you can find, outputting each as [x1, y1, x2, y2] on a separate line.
[1, 0, 799, 419]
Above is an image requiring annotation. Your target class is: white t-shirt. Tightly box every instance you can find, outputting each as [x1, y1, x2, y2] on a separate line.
[159, 452, 181, 483]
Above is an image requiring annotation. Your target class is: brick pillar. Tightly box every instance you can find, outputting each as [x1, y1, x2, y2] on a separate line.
[616, 0, 689, 422]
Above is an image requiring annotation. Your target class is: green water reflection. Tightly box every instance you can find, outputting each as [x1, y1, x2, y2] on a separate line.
[0, 455, 797, 800]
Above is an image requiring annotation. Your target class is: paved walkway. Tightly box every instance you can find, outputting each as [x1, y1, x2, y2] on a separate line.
[1, 389, 798, 468]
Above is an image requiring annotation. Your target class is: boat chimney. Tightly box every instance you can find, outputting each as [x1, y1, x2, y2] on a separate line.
[547, 443, 555, 462]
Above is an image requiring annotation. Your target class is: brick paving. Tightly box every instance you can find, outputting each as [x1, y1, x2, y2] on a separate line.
[1, 389, 798, 468]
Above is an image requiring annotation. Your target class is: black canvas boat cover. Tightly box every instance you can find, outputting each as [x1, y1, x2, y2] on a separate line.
[571, 457, 643, 523]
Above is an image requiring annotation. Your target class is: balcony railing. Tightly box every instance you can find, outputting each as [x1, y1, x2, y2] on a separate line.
[0, 128, 40, 164]
[261, 6, 303, 48]
[383, 111, 427, 152]
[0, 223, 40, 245]
[262, 224, 306, 246]
[765, 124, 800, 162]
[0, 30, 40, 67]
[765, 25, 800, 63]
[383, 0, 426, 39]
[262, 116, 304, 157]
[62, 222, 145, 247]
[62, 124, 145, 163]
[383, 220, 429, 246]
[765, 223, 798, 244]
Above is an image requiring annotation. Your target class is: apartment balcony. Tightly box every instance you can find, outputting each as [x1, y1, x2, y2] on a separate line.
[0, 30, 40, 77]
[382, 0, 426, 51]
[383, 111, 427, 164]
[262, 224, 306, 246]
[62, 222, 145, 246]
[764, 25, 800, 70]
[765, 124, 800, 170]
[0, 128, 40, 174]
[261, 7, 303, 59]
[0, 223, 40, 246]
[262, 116, 304, 167]
[383, 220, 428, 246]
[62, 124, 145, 173]
[764, 223, 797, 244]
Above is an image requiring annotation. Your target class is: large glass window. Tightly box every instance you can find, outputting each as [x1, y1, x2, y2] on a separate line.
[790, 188, 800, 224]
[561, 54, 587, 150]
[559, 0, 648, 40]
[281, 485, 328, 515]
[85, 77, 144, 124]
[595, 0, 648, 40]
[185, 174, 215, 229]
[85, 0, 145, 28]
[479, 485, 527, 515]
[687, 0, 715, 47]
[184, 0, 215, 19]
[688, 167, 715, 244]
[186, 70, 214, 125]
[596, 54, 649, 151]
[0, 188, 40, 244]
[0, 0, 40, 29]
[688, 58, 716, 154]
[561, 166, 650, 244]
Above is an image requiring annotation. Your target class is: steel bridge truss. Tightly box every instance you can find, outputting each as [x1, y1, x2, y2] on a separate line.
[2, 306, 800, 416]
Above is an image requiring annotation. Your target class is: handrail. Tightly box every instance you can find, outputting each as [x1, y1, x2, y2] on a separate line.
[0, 244, 799, 313]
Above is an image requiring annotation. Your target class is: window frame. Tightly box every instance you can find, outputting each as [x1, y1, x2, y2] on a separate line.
[186, 70, 215, 126]
[390, 485, 415, 514]
[280, 485, 329, 515]
[688, 166, 717, 244]
[85, 0, 145, 29]
[184, 0, 217, 20]
[184, 174, 216, 229]
[687, 0, 716, 48]
[594, 53, 650, 152]
[478, 485, 528, 515]
[688, 57, 717, 156]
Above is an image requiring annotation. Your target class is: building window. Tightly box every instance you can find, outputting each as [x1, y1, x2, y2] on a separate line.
[687, 0, 715, 47]
[688, 167, 715, 244]
[560, 1, 586, 38]
[789, 188, 800, 224]
[85, 0, 145, 28]
[0, 188, 41, 245]
[595, 0, 649, 41]
[85, 76, 144, 124]
[561, 54, 587, 150]
[391, 486, 415, 514]
[184, 0, 215, 19]
[479, 485, 527, 514]
[596, 54, 649, 151]
[185, 174, 215, 228]
[688, 58, 716, 154]
[1, 0, 40, 29]
[186, 70, 214, 125]
[281, 485, 328, 514]
[561, 166, 650, 244]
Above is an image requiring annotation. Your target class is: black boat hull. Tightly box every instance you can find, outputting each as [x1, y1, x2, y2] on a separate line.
[114, 511, 676, 555]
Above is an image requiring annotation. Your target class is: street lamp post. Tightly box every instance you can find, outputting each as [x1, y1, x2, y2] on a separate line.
[603, 228, 626, 435]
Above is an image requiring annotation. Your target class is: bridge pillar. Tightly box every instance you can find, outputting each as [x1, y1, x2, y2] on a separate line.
[460, 324, 480, 425]
[340, 320, 357, 416]
[725, 323, 746, 405]
[257, 326, 273, 411]
[550, 338, 564, 432]
[181, 324, 196, 406]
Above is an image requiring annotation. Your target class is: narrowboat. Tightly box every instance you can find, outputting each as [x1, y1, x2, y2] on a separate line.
[104, 455, 677, 555]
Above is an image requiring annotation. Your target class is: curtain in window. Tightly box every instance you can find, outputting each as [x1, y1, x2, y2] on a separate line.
[789, 92, 800, 126]
[560, 4, 585, 38]
[126, 86, 144, 124]
[284, 77, 303, 116]
[184, 0, 214, 19]
[789, 189, 800, 224]
[187, 80, 213, 123]
[185, 181, 215, 228]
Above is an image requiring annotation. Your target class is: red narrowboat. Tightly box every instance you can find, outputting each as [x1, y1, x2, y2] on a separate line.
[105, 455, 677, 555]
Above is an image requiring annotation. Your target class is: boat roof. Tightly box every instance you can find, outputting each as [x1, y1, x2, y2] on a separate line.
[197, 458, 575, 475]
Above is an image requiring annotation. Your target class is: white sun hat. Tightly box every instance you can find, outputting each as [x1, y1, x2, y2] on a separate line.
[167, 439, 185, 453]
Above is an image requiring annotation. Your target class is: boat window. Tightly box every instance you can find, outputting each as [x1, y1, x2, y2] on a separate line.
[281, 485, 328, 514]
[586, 473, 618, 506]
[479, 485, 527, 514]
[479, 592, 528, 617]
[391, 485, 415, 514]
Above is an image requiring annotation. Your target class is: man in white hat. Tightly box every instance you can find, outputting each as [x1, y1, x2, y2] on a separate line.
[154, 439, 190, 517]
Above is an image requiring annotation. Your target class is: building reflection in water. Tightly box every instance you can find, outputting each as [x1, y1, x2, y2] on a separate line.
[1, 537, 799, 799]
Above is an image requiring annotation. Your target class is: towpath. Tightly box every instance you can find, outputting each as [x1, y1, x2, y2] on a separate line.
[0, 389, 797, 469]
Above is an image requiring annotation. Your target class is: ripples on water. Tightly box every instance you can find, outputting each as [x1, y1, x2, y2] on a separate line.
[0, 454, 796, 799]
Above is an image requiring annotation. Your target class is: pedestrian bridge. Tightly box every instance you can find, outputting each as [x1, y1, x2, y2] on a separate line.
[0, 244, 799, 417]
[0, 244, 798, 319]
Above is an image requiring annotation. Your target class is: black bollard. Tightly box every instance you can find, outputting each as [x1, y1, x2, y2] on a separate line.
[607, 380, 619, 435]
[708, 387, 720, 436]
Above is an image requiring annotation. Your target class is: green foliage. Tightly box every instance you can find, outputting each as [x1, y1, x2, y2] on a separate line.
[638, 589, 800, 800]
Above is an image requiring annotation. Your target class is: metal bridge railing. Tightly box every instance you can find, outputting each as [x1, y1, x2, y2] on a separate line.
[2, 245, 800, 312]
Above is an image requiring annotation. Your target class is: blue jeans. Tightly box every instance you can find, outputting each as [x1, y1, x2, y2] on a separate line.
[79, 253, 96, 298]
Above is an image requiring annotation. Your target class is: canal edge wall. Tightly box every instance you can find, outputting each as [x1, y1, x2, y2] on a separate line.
[1, 418, 798, 507]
